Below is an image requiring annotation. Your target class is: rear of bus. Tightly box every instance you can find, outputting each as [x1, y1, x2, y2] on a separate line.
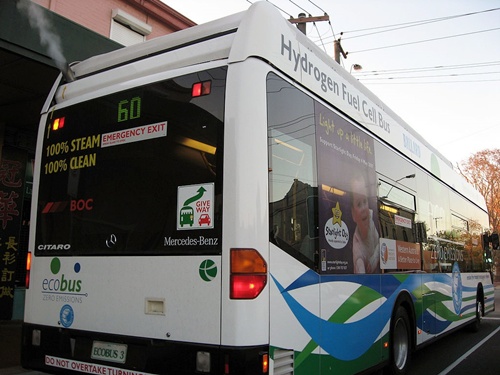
[21, 29, 269, 372]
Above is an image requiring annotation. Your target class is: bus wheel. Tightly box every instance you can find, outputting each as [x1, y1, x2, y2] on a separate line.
[387, 306, 411, 375]
[468, 298, 483, 333]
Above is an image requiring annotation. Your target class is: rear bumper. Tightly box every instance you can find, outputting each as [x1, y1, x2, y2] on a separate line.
[21, 323, 268, 375]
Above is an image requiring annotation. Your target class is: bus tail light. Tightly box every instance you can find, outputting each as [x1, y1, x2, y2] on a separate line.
[52, 117, 65, 130]
[192, 81, 211, 97]
[26, 251, 32, 289]
[261, 352, 269, 373]
[223, 351, 269, 374]
[230, 248, 267, 299]
[224, 354, 229, 374]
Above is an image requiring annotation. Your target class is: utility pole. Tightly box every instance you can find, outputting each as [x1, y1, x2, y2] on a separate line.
[289, 13, 330, 35]
[334, 36, 347, 64]
[289, 14, 348, 65]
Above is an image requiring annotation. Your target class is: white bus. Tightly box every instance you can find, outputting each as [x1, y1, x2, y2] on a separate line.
[22, 2, 494, 374]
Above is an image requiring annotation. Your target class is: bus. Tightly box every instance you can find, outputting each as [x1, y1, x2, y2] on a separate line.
[22, 2, 494, 374]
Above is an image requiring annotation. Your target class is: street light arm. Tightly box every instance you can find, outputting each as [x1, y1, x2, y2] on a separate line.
[380, 174, 415, 199]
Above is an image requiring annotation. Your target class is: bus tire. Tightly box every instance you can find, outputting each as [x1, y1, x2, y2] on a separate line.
[386, 306, 411, 375]
[467, 293, 483, 333]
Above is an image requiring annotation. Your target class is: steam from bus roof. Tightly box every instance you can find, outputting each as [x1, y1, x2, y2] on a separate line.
[16, 0, 75, 82]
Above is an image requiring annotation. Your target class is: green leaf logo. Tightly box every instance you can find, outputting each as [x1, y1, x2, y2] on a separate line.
[199, 259, 217, 282]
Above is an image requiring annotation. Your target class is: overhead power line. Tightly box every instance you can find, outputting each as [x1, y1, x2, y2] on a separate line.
[437, 123, 500, 147]
[350, 27, 500, 54]
[313, 22, 327, 52]
[308, 0, 326, 14]
[353, 61, 500, 76]
[288, 0, 310, 15]
[342, 7, 500, 40]
[361, 78, 500, 85]
[258, 1, 500, 71]
[358, 71, 500, 81]
[309, 6, 500, 46]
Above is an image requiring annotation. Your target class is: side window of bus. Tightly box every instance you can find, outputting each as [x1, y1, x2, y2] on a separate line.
[378, 180, 417, 244]
[267, 72, 318, 269]
[378, 203, 416, 243]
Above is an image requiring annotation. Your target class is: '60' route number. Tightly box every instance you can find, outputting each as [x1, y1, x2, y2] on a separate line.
[117, 96, 141, 122]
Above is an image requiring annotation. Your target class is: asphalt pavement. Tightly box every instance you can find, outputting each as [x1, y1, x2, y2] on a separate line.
[0, 320, 22, 370]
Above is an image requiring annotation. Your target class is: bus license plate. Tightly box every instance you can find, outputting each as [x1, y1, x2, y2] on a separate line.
[91, 341, 127, 364]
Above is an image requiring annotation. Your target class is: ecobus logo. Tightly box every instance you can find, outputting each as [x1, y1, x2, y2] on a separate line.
[42, 258, 82, 293]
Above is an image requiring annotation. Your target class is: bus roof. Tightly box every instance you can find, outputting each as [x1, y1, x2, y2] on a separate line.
[55, 2, 486, 212]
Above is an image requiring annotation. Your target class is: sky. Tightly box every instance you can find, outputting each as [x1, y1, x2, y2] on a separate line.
[163, 0, 500, 167]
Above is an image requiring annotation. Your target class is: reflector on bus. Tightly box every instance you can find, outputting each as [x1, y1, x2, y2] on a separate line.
[261, 352, 269, 373]
[25, 251, 32, 289]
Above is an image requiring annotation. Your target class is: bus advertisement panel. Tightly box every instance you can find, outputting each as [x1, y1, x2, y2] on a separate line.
[315, 101, 379, 274]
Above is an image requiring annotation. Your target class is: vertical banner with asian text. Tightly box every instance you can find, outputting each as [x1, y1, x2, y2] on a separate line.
[0, 147, 26, 319]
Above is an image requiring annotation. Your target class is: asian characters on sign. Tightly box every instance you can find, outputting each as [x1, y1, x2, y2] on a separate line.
[0, 148, 26, 319]
[0, 158, 22, 231]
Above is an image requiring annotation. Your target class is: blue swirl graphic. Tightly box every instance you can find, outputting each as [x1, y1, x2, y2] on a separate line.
[272, 274, 421, 361]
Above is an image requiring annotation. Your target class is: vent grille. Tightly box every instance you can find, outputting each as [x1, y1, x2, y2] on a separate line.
[273, 349, 294, 375]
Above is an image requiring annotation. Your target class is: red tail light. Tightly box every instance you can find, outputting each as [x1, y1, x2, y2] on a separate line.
[230, 248, 267, 299]
[192, 81, 211, 97]
[52, 117, 65, 130]
[26, 251, 32, 288]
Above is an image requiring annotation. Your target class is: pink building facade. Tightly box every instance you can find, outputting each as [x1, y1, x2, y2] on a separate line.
[32, 0, 196, 45]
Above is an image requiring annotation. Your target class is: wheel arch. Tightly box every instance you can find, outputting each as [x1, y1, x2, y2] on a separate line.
[392, 290, 417, 351]
[384, 290, 416, 375]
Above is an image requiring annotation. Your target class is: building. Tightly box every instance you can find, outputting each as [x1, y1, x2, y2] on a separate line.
[0, 0, 195, 320]
[32, 0, 195, 45]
